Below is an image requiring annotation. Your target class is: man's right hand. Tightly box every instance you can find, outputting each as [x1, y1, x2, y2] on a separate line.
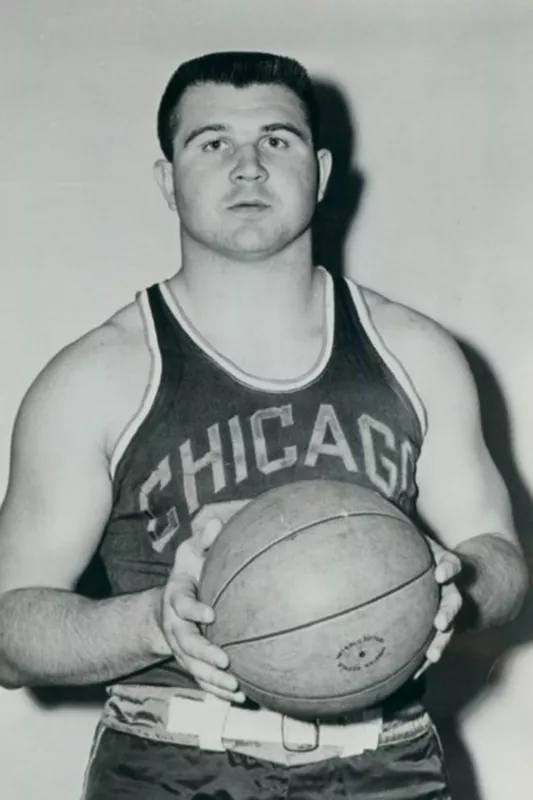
[159, 519, 246, 703]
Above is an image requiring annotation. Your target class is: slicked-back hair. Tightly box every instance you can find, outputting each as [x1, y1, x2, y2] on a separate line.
[157, 51, 320, 161]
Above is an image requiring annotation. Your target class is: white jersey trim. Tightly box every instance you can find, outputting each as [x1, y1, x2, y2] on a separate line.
[159, 266, 335, 394]
[109, 291, 163, 480]
[345, 279, 428, 437]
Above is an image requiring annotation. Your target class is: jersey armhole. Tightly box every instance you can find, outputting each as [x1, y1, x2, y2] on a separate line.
[108, 290, 163, 480]
[345, 278, 428, 438]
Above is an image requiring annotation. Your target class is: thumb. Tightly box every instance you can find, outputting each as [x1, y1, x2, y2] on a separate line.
[199, 518, 223, 553]
[171, 569, 198, 596]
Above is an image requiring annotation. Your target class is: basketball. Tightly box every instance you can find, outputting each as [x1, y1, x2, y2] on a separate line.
[199, 480, 439, 719]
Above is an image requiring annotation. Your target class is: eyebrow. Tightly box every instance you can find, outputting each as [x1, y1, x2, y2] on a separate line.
[183, 121, 309, 147]
[183, 124, 227, 147]
[261, 122, 308, 142]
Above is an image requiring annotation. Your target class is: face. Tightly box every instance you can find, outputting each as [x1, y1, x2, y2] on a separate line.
[155, 82, 332, 261]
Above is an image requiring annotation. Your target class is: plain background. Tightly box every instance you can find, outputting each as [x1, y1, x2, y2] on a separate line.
[1, 1, 532, 798]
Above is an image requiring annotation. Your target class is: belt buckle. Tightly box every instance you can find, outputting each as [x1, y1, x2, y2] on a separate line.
[281, 715, 319, 752]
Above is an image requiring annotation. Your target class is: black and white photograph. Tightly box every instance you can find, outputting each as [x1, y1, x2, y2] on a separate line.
[0, 2, 532, 798]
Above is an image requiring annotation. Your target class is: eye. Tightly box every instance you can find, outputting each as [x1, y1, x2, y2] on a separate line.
[262, 135, 289, 150]
[202, 138, 230, 153]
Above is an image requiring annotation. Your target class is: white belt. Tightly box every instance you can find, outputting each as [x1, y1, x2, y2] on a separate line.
[167, 694, 382, 759]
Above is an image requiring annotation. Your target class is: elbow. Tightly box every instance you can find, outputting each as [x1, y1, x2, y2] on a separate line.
[0, 655, 31, 689]
[0, 648, 31, 691]
[0, 677, 26, 691]
[0, 667, 27, 690]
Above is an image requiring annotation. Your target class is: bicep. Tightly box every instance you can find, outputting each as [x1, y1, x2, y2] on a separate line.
[414, 339, 517, 550]
[0, 357, 113, 594]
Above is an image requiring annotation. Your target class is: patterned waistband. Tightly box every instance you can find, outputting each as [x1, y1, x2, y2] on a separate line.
[99, 684, 432, 767]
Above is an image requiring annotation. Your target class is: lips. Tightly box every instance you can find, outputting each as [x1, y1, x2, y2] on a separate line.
[229, 202, 269, 209]
[227, 199, 270, 211]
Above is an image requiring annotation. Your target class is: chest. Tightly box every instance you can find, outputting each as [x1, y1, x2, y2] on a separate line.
[200, 323, 326, 382]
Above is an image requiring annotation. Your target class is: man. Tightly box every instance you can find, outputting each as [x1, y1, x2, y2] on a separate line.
[0, 51, 528, 799]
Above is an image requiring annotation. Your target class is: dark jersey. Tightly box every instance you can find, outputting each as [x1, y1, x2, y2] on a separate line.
[99, 268, 426, 688]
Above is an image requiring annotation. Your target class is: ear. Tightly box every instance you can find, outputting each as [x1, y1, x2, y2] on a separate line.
[316, 148, 333, 203]
[153, 159, 177, 210]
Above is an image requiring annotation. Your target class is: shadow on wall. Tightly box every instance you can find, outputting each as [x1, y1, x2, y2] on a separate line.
[312, 79, 365, 279]
[424, 341, 533, 800]
[30, 78, 533, 800]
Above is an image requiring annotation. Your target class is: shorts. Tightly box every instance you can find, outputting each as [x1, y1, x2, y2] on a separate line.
[81, 701, 451, 799]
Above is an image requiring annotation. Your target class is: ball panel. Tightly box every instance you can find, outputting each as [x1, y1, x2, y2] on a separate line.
[237, 639, 432, 719]
[207, 516, 433, 645]
[200, 480, 411, 607]
[223, 570, 439, 717]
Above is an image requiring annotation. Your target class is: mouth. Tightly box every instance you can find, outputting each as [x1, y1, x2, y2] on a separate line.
[227, 201, 270, 213]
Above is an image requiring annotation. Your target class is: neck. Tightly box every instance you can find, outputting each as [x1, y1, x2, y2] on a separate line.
[172, 235, 320, 333]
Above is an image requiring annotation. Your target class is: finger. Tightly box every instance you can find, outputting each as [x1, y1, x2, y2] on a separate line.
[168, 571, 198, 599]
[196, 681, 247, 704]
[191, 501, 250, 539]
[425, 629, 454, 664]
[434, 587, 463, 631]
[186, 658, 240, 693]
[200, 518, 224, 551]
[171, 536, 205, 576]
[169, 588, 214, 625]
[434, 553, 462, 584]
[413, 658, 431, 681]
[167, 623, 230, 670]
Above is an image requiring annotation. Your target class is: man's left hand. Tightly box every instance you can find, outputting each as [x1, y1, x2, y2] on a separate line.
[414, 538, 463, 678]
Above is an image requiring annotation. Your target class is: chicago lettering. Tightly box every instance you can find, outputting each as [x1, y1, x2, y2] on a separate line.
[139, 403, 416, 549]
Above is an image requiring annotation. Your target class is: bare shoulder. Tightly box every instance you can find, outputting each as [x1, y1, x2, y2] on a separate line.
[361, 284, 454, 350]
[25, 299, 147, 398]
[17, 298, 150, 457]
[75, 299, 148, 378]
[358, 283, 474, 404]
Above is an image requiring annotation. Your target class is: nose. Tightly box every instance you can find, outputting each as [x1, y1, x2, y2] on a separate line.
[230, 144, 268, 183]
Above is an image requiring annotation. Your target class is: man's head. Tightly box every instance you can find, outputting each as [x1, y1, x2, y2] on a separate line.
[157, 51, 321, 162]
[154, 51, 331, 263]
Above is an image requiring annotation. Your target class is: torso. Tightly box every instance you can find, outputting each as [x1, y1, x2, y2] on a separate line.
[92, 268, 427, 689]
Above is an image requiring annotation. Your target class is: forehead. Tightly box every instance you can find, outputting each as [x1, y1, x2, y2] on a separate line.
[175, 82, 311, 136]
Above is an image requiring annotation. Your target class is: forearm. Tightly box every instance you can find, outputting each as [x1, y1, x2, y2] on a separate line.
[455, 533, 529, 630]
[0, 586, 171, 689]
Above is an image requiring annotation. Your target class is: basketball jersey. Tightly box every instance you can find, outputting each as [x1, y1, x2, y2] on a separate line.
[99, 267, 427, 688]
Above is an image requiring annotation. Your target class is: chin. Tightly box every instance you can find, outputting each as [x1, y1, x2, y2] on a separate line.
[222, 234, 290, 260]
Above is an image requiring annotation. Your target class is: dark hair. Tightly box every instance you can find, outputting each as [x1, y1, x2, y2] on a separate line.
[157, 51, 320, 161]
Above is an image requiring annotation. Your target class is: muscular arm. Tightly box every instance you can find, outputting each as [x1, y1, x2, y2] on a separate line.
[367, 291, 529, 631]
[0, 588, 167, 688]
[0, 326, 170, 689]
[415, 331, 528, 630]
